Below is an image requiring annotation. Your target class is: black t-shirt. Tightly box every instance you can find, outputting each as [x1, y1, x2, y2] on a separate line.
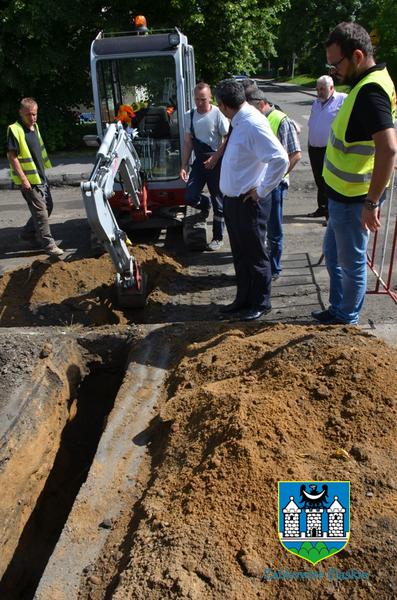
[7, 120, 46, 182]
[326, 63, 394, 203]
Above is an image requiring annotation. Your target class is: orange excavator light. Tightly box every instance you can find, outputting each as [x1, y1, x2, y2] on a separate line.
[134, 15, 147, 28]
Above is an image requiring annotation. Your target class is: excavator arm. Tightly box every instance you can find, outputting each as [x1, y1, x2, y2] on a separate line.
[81, 122, 147, 307]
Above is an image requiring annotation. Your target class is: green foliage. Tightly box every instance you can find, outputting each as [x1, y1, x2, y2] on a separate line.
[275, 0, 363, 78]
[1, 0, 291, 151]
[134, 0, 290, 84]
[293, 541, 340, 564]
[0, 0, 107, 151]
[361, 0, 397, 84]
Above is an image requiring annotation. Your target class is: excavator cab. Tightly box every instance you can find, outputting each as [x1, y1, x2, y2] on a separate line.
[90, 23, 196, 220]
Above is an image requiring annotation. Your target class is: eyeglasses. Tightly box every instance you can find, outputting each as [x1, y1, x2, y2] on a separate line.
[325, 56, 346, 71]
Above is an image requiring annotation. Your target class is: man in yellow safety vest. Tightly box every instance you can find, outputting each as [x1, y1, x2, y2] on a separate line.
[312, 22, 396, 325]
[7, 98, 64, 256]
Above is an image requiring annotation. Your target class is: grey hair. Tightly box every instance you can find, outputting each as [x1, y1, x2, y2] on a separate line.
[316, 75, 334, 88]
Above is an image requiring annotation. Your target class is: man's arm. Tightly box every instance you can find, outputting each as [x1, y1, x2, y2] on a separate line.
[7, 151, 31, 190]
[286, 150, 301, 175]
[362, 128, 397, 232]
[203, 137, 226, 170]
[179, 133, 193, 182]
[278, 118, 301, 175]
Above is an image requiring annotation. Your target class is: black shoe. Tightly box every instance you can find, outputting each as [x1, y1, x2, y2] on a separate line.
[307, 208, 327, 218]
[239, 307, 271, 321]
[219, 300, 248, 314]
[311, 309, 347, 325]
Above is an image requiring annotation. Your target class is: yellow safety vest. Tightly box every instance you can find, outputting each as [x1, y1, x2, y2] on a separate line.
[323, 67, 396, 197]
[267, 108, 287, 137]
[7, 122, 51, 185]
[267, 108, 289, 182]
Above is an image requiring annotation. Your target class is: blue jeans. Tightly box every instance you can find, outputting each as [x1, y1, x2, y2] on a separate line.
[267, 180, 288, 275]
[185, 159, 224, 240]
[323, 199, 369, 324]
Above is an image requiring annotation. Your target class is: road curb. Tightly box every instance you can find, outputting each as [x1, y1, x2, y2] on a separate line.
[0, 173, 92, 190]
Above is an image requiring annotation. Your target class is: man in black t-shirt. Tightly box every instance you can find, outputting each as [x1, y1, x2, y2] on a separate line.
[311, 22, 396, 326]
[7, 97, 63, 256]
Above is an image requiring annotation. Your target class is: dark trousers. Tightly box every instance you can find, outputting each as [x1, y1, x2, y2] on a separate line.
[185, 159, 224, 240]
[223, 194, 272, 310]
[308, 145, 328, 213]
[21, 183, 56, 249]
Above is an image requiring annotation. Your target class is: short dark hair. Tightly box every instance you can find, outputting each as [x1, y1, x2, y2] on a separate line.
[215, 79, 245, 109]
[241, 78, 258, 90]
[245, 87, 269, 103]
[326, 22, 373, 58]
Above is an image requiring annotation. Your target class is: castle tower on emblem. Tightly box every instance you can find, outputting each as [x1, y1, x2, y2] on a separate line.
[327, 496, 345, 537]
[282, 497, 301, 538]
[306, 508, 323, 537]
[280, 484, 348, 542]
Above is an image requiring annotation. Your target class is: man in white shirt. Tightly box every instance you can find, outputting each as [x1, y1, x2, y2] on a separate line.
[180, 82, 229, 250]
[307, 75, 346, 219]
[215, 79, 289, 321]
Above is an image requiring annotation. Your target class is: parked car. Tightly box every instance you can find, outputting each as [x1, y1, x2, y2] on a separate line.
[232, 73, 249, 82]
[79, 112, 96, 123]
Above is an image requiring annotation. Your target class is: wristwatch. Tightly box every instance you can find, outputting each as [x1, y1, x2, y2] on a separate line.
[364, 198, 380, 210]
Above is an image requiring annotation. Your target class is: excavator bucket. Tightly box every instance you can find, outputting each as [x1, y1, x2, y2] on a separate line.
[116, 262, 148, 309]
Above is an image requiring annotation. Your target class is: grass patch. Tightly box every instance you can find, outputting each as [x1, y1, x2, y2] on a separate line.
[277, 74, 349, 93]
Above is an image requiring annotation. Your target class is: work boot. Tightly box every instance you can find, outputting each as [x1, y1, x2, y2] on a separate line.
[45, 245, 64, 257]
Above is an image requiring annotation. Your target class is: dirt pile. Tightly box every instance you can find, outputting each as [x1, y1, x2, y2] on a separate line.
[84, 324, 397, 600]
[0, 245, 183, 327]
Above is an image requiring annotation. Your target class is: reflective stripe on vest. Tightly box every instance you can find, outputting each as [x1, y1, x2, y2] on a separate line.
[7, 122, 51, 185]
[323, 67, 396, 197]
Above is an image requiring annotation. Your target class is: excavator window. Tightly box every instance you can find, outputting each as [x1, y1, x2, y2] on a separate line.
[97, 56, 180, 180]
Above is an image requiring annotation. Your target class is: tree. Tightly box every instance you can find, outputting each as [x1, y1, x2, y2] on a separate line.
[0, 0, 290, 151]
[0, 0, 112, 149]
[275, 0, 362, 78]
[360, 0, 397, 84]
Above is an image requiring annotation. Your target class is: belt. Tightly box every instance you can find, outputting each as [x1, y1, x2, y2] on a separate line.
[224, 193, 248, 200]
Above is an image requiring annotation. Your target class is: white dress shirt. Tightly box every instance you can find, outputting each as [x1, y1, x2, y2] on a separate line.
[308, 91, 347, 147]
[220, 103, 289, 198]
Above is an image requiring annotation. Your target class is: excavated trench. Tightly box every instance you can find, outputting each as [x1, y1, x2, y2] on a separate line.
[0, 332, 131, 600]
[1, 237, 397, 599]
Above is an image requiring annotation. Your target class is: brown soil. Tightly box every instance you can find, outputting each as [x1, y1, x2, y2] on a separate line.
[78, 324, 397, 600]
[0, 245, 183, 327]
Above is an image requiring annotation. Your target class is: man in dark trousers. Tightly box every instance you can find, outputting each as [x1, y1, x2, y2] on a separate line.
[215, 79, 288, 321]
[307, 75, 346, 221]
[7, 97, 63, 256]
[313, 22, 396, 325]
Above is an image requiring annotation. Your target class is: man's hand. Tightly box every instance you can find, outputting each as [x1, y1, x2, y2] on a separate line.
[179, 167, 189, 183]
[21, 178, 32, 191]
[243, 187, 259, 203]
[203, 154, 218, 170]
[361, 206, 381, 232]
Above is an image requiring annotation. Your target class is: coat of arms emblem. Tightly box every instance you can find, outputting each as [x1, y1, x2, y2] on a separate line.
[278, 481, 350, 565]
